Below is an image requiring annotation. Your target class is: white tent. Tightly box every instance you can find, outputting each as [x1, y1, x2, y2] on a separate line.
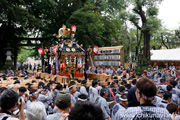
[151, 49, 180, 61]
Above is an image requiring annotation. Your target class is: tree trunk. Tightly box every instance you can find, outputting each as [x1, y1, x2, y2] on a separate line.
[143, 32, 150, 62]
[14, 45, 18, 69]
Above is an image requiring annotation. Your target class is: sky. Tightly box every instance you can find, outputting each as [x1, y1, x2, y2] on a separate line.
[158, 0, 180, 30]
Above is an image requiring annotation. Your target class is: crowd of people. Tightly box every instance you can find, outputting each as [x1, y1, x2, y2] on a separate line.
[0, 62, 180, 120]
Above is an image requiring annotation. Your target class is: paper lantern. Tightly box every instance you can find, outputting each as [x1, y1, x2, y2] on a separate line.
[71, 25, 76, 34]
[53, 46, 57, 54]
[77, 63, 83, 69]
[38, 48, 44, 55]
[60, 63, 65, 69]
[93, 46, 98, 54]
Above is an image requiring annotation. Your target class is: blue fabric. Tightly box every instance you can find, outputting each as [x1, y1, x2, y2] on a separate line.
[127, 87, 139, 107]
[114, 106, 171, 120]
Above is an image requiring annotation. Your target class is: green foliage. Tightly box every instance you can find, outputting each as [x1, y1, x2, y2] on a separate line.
[17, 47, 35, 63]
[142, 16, 160, 34]
[3, 0, 174, 66]
[126, 0, 163, 61]
[131, 0, 161, 33]
[0, 0, 47, 66]
[146, 6, 158, 16]
[88, 0, 127, 14]
[66, 3, 122, 47]
[150, 26, 180, 50]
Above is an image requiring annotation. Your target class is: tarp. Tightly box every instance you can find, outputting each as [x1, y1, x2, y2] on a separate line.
[151, 49, 180, 61]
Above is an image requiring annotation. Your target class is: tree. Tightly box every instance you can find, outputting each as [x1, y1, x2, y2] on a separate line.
[150, 27, 180, 50]
[66, 3, 122, 48]
[0, 0, 46, 67]
[160, 30, 180, 49]
[129, 0, 162, 62]
[17, 47, 35, 63]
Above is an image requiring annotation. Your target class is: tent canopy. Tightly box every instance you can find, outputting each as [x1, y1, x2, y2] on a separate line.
[151, 49, 180, 61]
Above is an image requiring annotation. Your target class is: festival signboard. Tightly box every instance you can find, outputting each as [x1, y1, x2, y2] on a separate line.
[93, 46, 124, 67]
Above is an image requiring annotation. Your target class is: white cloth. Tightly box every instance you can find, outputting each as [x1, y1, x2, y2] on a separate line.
[80, 86, 88, 96]
[0, 113, 18, 120]
[89, 86, 98, 103]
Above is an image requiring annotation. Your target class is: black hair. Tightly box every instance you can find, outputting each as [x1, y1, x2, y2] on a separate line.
[69, 102, 104, 120]
[170, 80, 178, 88]
[24, 76, 29, 80]
[13, 77, 18, 80]
[166, 103, 178, 114]
[19, 87, 27, 92]
[92, 80, 98, 87]
[56, 83, 63, 90]
[81, 80, 87, 85]
[69, 81, 76, 85]
[42, 86, 49, 91]
[14, 80, 20, 84]
[121, 80, 127, 85]
[30, 89, 37, 95]
[163, 91, 172, 100]
[114, 80, 119, 84]
[78, 94, 88, 101]
[100, 89, 107, 97]
[132, 79, 137, 85]
[28, 84, 33, 90]
[25, 83, 31, 86]
[32, 80, 37, 83]
[136, 77, 157, 98]
[77, 80, 81, 83]
[50, 81, 56, 84]
[38, 82, 45, 88]
[119, 86, 125, 92]
[47, 83, 51, 89]
[158, 73, 161, 77]
[69, 81, 76, 89]
[160, 78, 166, 83]
[167, 84, 173, 91]
[0, 89, 19, 110]
[3, 76, 7, 80]
[56, 100, 70, 110]
[35, 76, 40, 79]
[125, 84, 131, 90]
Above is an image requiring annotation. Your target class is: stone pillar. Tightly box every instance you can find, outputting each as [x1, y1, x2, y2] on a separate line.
[3, 46, 14, 70]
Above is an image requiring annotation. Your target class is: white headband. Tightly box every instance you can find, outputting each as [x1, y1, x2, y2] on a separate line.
[120, 98, 127, 102]
[78, 98, 87, 102]
[29, 91, 38, 97]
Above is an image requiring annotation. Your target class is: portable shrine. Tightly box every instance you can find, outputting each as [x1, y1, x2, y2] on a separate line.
[42, 25, 88, 79]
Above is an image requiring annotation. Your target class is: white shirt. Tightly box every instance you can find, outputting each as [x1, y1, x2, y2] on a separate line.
[89, 86, 99, 103]
[0, 113, 18, 120]
[80, 86, 88, 96]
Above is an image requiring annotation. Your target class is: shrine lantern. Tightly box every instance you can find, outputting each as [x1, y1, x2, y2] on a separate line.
[60, 63, 65, 69]
[77, 63, 83, 69]
[53, 46, 57, 54]
[71, 25, 76, 34]
[38, 48, 44, 55]
[93, 46, 98, 54]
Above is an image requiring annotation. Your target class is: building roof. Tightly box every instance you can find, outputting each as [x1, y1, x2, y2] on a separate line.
[151, 49, 180, 61]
